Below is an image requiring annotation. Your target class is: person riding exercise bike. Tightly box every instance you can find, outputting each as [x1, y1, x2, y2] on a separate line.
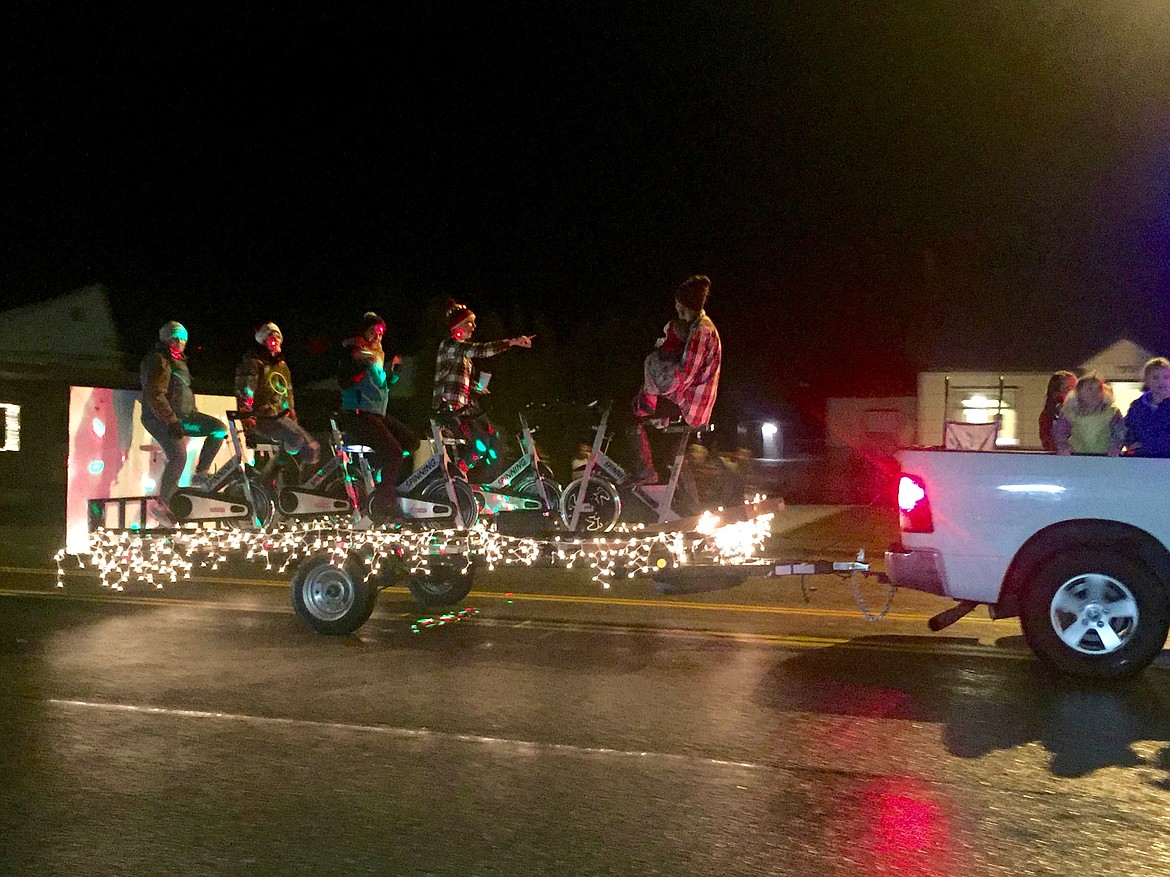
[139, 320, 228, 525]
[336, 311, 420, 519]
[432, 298, 533, 479]
[235, 322, 321, 482]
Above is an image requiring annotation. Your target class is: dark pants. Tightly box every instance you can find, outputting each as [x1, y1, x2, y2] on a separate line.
[436, 403, 499, 478]
[253, 414, 319, 461]
[142, 411, 227, 500]
[337, 409, 419, 495]
[627, 396, 682, 476]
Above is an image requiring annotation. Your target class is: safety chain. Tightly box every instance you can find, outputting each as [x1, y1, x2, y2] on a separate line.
[848, 549, 898, 622]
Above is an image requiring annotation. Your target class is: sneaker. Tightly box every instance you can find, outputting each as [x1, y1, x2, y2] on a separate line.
[628, 467, 659, 486]
[148, 498, 177, 529]
[189, 471, 213, 491]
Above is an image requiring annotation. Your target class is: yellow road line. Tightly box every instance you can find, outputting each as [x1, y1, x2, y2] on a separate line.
[0, 586, 1028, 659]
[0, 587, 268, 611]
[1, 563, 997, 624]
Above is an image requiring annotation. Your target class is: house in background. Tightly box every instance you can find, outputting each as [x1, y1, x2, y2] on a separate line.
[815, 339, 1162, 504]
[914, 339, 1156, 448]
[825, 397, 917, 457]
[0, 284, 123, 371]
[0, 285, 133, 524]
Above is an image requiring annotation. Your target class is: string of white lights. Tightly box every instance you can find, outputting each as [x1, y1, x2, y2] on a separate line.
[55, 503, 775, 591]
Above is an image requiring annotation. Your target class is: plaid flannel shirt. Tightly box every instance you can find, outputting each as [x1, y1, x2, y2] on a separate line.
[667, 311, 721, 427]
[432, 337, 511, 410]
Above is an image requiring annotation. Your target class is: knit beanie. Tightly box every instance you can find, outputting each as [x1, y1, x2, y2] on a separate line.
[159, 321, 187, 343]
[361, 311, 386, 334]
[445, 299, 474, 333]
[255, 322, 282, 344]
[674, 275, 711, 312]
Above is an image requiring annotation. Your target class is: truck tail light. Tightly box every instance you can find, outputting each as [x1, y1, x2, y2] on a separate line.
[898, 473, 933, 533]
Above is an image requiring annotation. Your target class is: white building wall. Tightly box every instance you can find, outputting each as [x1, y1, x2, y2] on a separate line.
[917, 372, 1048, 448]
[825, 397, 916, 451]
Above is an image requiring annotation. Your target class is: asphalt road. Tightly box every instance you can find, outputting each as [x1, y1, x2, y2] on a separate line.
[2, 507, 1169, 876]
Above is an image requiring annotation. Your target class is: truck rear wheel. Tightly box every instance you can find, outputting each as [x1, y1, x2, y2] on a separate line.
[1020, 549, 1169, 679]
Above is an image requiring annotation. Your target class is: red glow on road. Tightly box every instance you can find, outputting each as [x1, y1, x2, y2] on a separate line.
[866, 778, 951, 875]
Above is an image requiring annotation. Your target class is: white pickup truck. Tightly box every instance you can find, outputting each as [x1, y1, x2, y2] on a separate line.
[885, 449, 1170, 679]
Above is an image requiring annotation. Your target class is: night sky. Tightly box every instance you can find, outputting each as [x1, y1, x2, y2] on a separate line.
[6, 2, 1170, 421]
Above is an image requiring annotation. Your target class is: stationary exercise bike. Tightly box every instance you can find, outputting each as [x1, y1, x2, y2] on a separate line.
[470, 404, 561, 517]
[278, 417, 479, 529]
[558, 400, 708, 532]
[167, 411, 280, 529]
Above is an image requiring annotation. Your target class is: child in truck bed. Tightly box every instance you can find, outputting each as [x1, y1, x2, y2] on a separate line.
[1053, 373, 1124, 456]
[1125, 357, 1170, 457]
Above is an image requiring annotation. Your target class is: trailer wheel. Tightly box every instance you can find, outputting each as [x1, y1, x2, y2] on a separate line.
[406, 564, 473, 608]
[291, 552, 379, 635]
[1019, 548, 1169, 679]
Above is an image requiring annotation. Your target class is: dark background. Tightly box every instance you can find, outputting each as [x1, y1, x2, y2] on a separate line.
[5, 2, 1169, 436]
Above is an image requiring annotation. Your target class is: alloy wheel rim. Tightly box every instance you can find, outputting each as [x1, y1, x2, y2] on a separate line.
[1048, 572, 1139, 656]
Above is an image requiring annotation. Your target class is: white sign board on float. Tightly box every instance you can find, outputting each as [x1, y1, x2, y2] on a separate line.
[65, 386, 237, 554]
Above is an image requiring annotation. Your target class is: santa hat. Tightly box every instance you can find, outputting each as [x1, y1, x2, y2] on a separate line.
[674, 275, 711, 312]
[445, 299, 474, 332]
[255, 322, 282, 344]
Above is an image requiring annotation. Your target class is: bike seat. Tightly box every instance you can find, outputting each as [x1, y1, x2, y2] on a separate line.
[248, 437, 281, 454]
[662, 420, 713, 435]
[435, 428, 466, 447]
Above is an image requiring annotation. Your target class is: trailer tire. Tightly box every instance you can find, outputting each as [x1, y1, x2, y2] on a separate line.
[291, 552, 379, 635]
[406, 564, 473, 608]
[1019, 548, 1169, 680]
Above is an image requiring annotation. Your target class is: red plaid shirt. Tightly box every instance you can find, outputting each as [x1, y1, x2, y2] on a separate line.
[667, 312, 721, 426]
[432, 337, 512, 410]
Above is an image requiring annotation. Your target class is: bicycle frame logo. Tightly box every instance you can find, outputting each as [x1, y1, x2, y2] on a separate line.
[398, 445, 443, 494]
[490, 454, 531, 489]
[591, 452, 626, 483]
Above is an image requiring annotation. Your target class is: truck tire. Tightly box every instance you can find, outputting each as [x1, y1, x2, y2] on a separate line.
[406, 564, 473, 608]
[1019, 548, 1170, 679]
[291, 552, 379, 635]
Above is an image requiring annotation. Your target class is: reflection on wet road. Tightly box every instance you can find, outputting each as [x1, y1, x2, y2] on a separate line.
[1, 571, 1168, 876]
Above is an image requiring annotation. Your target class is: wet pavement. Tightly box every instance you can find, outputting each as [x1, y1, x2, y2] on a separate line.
[2, 507, 1169, 875]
